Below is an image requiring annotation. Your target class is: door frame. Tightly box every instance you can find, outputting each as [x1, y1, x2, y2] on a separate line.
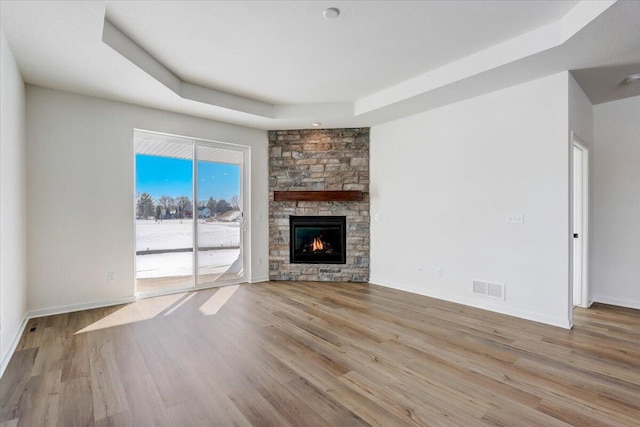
[571, 132, 590, 309]
[133, 129, 251, 299]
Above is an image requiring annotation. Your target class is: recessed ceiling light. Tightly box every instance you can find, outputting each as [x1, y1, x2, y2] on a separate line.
[323, 7, 340, 19]
[311, 122, 322, 127]
[623, 73, 640, 85]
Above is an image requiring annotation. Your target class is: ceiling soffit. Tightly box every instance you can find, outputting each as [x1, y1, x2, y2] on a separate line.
[100, 1, 618, 125]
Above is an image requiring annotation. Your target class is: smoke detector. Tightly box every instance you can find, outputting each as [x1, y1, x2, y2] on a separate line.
[323, 7, 340, 19]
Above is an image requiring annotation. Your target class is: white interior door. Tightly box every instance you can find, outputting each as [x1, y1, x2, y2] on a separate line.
[572, 134, 589, 308]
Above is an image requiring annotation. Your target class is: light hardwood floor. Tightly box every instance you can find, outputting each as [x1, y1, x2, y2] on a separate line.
[1, 281, 638, 426]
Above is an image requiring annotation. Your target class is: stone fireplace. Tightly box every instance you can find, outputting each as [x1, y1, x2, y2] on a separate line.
[269, 128, 369, 282]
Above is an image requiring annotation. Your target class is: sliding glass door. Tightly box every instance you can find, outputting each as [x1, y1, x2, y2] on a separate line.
[134, 131, 246, 296]
[135, 137, 194, 294]
[196, 144, 243, 286]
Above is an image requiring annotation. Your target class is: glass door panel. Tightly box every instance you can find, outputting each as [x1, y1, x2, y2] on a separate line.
[135, 136, 194, 295]
[196, 144, 244, 286]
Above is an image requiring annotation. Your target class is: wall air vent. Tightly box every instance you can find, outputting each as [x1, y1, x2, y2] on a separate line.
[487, 282, 505, 300]
[473, 280, 505, 300]
[473, 281, 487, 295]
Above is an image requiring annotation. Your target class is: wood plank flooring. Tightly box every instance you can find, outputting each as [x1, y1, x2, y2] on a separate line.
[1, 281, 638, 426]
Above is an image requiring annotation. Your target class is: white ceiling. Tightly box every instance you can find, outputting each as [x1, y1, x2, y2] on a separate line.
[1, 1, 639, 130]
[105, 0, 579, 105]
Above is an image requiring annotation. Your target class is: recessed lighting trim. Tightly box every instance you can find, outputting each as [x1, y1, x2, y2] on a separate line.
[323, 7, 340, 19]
[623, 73, 640, 85]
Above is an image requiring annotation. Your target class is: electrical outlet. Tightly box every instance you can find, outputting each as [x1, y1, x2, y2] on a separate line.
[417, 266, 423, 273]
[506, 211, 524, 224]
[437, 267, 443, 278]
[107, 272, 114, 281]
[257, 257, 263, 265]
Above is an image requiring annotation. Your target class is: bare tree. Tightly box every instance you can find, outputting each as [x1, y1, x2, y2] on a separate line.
[158, 195, 174, 210]
[216, 198, 232, 214]
[230, 194, 240, 210]
[175, 196, 192, 218]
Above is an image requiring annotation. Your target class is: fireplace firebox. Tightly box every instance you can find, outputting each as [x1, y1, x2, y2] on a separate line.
[290, 216, 346, 264]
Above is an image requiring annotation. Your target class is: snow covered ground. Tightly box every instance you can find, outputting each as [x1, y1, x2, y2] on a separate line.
[136, 219, 239, 251]
[136, 249, 240, 279]
[136, 219, 241, 279]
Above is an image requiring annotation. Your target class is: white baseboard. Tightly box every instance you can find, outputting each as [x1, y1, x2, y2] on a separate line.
[1, 296, 135, 380]
[369, 277, 571, 329]
[592, 295, 640, 310]
[250, 276, 270, 283]
[27, 296, 136, 319]
[0, 315, 28, 379]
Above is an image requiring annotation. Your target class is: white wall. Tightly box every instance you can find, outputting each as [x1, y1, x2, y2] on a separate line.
[370, 72, 572, 328]
[26, 86, 269, 313]
[568, 74, 593, 305]
[0, 29, 28, 375]
[569, 73, 594, 150]
[591, 96, 640, 309]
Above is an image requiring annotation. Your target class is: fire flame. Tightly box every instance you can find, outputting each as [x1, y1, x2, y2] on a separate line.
[312, 237, 324, 251]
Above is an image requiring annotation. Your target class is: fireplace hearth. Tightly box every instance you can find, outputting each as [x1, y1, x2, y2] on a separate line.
[290, 216, 346, 264]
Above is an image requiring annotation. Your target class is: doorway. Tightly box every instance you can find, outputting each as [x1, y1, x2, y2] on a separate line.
[134, 130, 249, 297]
[572, 133, 589, 308]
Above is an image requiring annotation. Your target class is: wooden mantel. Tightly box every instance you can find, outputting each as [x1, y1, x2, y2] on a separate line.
[273, 190, 365, 202]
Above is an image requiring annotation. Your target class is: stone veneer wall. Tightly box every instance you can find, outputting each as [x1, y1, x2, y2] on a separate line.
[269, 128, 369, 282]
